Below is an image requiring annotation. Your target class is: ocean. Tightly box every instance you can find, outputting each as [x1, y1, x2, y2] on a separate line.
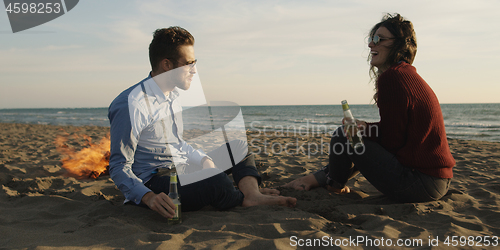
[1, 103, 499, 142]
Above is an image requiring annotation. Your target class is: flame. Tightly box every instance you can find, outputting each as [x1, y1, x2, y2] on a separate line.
[55, 133, 111, 179]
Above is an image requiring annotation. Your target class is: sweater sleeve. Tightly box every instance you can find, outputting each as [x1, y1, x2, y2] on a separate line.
[364, 121, 380, 142]
[375, 68, 411, 154]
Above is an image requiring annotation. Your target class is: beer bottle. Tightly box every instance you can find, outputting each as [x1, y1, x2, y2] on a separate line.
[167, 172, 182, 225]
[341, 100, 364, 149]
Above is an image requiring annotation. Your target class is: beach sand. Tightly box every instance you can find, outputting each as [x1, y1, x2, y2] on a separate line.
[1, 123, 499, 249]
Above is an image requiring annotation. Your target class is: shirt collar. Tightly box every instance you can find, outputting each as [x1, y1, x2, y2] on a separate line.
[146, 72, 180, 104]
[165, 89, 180, 103]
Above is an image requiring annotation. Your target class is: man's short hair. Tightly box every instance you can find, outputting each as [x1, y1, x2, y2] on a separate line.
[149, 26, 195, 72]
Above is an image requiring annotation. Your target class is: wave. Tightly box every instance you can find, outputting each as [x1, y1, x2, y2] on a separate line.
[289, 119, 339, 125]
[446, 123, 500, 129]
[262, 118, 286, 122]
[446, 132, 499, 140]
[0, 112, 20, 115]
[55, 117, 80, 120]
[314, 113, 336, 117]
[241, 113, 271, 117]
[246, 124, 339, 133]
[89, 117, 109, 121]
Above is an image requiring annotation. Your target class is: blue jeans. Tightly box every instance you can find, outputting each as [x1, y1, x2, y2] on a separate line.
[144, 140, 261, 211]
[314, 127, 451, 203]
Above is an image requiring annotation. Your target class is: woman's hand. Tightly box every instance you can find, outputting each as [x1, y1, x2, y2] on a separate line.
[356, 120, 367, 131]
[282, 174, 319, 191]
[342, 118, 367, 128]
[342, 119, 367, 138]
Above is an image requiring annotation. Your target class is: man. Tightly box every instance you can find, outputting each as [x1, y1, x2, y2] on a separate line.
[108, 26, 296, 219]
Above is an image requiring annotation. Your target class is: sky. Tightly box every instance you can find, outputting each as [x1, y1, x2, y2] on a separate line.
[1, 0, 499, 109]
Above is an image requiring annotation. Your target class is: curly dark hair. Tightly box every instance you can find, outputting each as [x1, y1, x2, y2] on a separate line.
[368, 13, 417, 103]
[149, 26, 195, 72]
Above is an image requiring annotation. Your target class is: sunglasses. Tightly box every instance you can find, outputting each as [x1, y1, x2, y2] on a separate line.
[368, 35, 395, 45]
[167, 58, 197, 69]
[183, 59, 197, 69]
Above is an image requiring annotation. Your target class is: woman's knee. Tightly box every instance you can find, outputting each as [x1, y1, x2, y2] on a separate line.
[424, 177, 451, 200]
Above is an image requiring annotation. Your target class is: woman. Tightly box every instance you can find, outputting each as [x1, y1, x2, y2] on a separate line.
[284, 13, 455, 202]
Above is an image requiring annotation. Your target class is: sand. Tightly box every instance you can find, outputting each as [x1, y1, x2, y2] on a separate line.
[1, 122, 499, 249]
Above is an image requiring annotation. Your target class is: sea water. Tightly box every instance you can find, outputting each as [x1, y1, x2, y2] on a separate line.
[1, 104, 499, 142]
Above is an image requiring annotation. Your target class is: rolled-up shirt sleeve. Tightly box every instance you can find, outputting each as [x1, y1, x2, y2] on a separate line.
[180, 140, 208, 165]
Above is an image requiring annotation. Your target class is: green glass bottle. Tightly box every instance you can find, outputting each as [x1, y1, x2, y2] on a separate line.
[341, 100, 364, 149]
[167, 172, 182, 225]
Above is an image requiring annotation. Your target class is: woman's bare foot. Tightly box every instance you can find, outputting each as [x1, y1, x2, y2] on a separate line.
[326, 185, 351, 194]
[282, 174, 319, 191]
[260, 188, 280, 196]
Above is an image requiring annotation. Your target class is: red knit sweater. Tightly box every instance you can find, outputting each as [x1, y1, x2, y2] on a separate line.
[365, 62, 455, 178]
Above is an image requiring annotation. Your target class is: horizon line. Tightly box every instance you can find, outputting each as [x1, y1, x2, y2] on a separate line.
[1, 102, 500, 110]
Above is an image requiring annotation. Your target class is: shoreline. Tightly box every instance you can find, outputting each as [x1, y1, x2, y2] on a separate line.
[1, 122, 498, 144]
[1, 122, 499, 249]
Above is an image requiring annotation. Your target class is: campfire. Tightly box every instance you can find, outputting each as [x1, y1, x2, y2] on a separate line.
[55, 133, 111, 179]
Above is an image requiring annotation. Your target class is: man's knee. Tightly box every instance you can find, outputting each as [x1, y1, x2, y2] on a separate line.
[208, 172, 235, 189]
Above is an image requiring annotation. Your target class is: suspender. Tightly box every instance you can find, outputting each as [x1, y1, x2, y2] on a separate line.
[140, 82, 154, 123]
[141, 82, 179, 141]
[140, 81, 237, 173]
[208, 106, 235, 168]
[140, 82, 176, 171]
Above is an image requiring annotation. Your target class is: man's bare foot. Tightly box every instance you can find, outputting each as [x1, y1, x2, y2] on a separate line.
[326, 185, 350, 194]
[238, 176, 296, 208]
[260, 188, 280, 196]
[282, 174, 319, 191]
[242, 192, 297, 208]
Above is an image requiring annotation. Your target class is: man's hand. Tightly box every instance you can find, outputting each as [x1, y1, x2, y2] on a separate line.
[201, 156, 216, 169]
[141, 191, 176, 218]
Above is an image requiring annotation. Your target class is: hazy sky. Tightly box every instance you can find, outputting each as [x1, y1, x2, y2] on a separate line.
[1, 0, 499, 108]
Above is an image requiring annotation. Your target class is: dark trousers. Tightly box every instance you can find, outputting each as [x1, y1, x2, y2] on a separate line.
[318, 127, 450, 203]
[144, 140, 261, 211]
